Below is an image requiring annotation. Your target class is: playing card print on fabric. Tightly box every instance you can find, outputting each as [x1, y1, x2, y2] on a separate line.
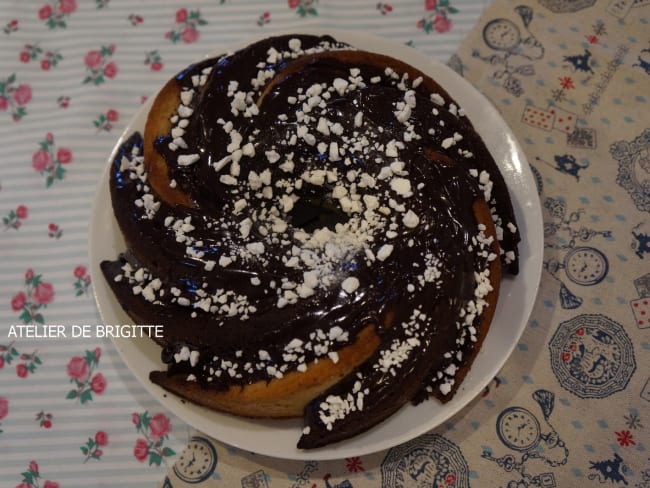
[522, 103, 578, 135]
[522, 102, 596, 149]
[630, 297, 650, 329]
[630, 272, 650, 329]
[548, 106, 576, 135]
[522, 105, 554, 131]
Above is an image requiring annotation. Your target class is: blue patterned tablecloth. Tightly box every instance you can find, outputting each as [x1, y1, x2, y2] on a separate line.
[1, 1, 649, 487]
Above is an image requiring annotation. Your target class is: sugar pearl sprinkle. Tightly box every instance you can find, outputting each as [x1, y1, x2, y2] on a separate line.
[118, 37, 504, 395]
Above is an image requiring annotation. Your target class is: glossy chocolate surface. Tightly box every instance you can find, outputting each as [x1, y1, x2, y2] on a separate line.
[100, 34, 519, 448]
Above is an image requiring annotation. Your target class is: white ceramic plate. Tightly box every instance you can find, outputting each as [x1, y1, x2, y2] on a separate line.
[89, 29, 543, 460]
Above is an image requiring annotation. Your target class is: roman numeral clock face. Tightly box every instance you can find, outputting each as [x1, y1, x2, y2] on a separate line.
[496, 407, 541, 452]
[564, 247, 608, 286]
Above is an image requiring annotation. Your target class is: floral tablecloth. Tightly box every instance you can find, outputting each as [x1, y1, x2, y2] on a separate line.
[1, 0, 649, 487]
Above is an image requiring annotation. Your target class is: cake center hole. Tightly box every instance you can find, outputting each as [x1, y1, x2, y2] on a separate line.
[289, 193, 349, 233]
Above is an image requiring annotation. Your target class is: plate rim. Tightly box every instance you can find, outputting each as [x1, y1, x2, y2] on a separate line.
[89, 28, 544, 460]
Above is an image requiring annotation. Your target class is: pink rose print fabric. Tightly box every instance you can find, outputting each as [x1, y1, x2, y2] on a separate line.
[0, 74, 31, 121]
[0, 3, 502, 486]
[72, 265, 92, 296]
[35, 411, 53, 429]
[418, 0, 458, 33]
[288, 0, 319, 17]
[81, 431, 108, 462]
[256, 11, 271, 27]
[165, 9, 207, 44]
[47, 222, 63, 239]
[20, 43, 64, 70]
[12, 270, 55, 325]
[65, 348, 106, 404]
[377, 3, 394, 15]
[93, 109, 119, 132]
[14, 460, 59, 488]
[39, 0, 77, 29]
[4, 19, 19, 35]
[3, 205, 28, 230]
[15, 349, 42, 378]
[132, 411, 175, 466]
[0, 397, 8, 434]
[31, 133, 73, 187]
[83, 45, 118, 85]
[144, 50, 164, 71]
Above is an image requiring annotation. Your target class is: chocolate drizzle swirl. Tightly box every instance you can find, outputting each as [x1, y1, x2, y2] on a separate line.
[100, 34, 519, 449]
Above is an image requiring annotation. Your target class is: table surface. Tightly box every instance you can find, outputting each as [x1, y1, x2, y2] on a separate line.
[1, 1, 649, 487]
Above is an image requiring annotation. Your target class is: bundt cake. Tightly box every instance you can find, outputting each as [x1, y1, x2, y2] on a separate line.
[100, 34, 520, 449]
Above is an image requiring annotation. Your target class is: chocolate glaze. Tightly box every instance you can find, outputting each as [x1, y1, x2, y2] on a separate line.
[100, 34, 519, 449]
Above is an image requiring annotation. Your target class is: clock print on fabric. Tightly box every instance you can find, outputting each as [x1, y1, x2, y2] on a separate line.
[483, 389, 569, 488]
[172, 436, 218, 484]
[496, 407, 541, 452]
[472, 5, 545, 96]
[483, 19, 521, 51]
[564, 247, 608, 286]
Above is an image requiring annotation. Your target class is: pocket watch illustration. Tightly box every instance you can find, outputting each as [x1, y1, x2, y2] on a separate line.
[563, 246, 608, 286]
[496, 406, 541, 452]
[484, 390, 569, 488]
[483, 19, 522, 51]
[173, 435, 217, 483]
